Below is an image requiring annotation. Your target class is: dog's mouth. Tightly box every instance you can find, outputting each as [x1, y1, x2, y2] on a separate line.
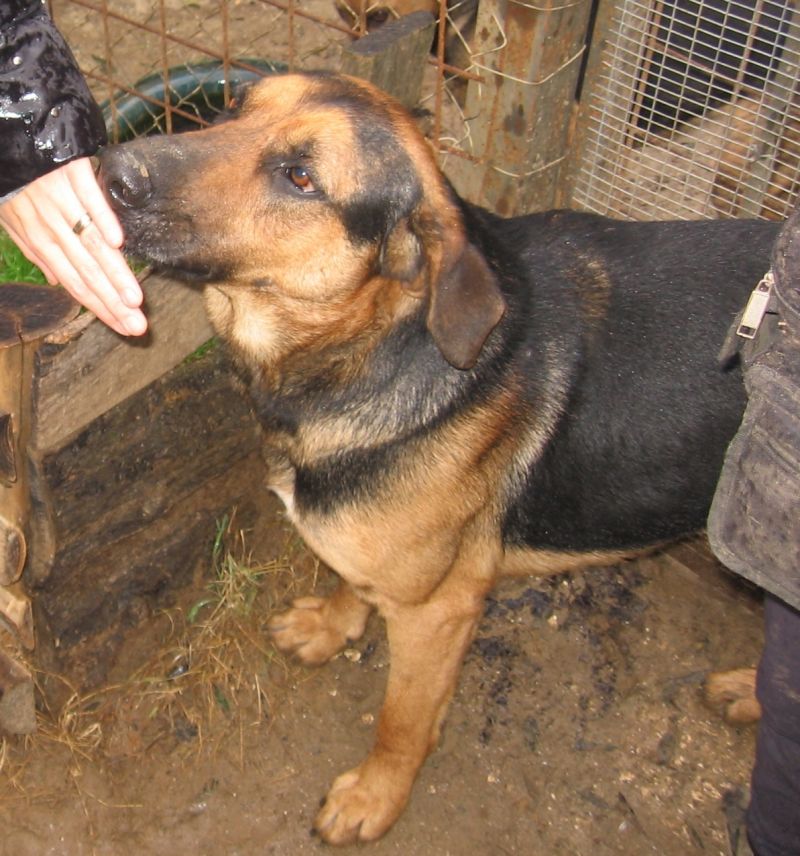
[137, 251, 230, 284]
[145, 256, 223, 284]
[125, 240, 229, 285]
[115, 210, 231, 284]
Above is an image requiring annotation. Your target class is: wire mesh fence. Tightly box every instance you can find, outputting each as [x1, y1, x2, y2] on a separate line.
[51, 0, 366, 137]
[48, 0, 583, 214]
[50, 0, 478, 148]
[571, 0, 800, 221]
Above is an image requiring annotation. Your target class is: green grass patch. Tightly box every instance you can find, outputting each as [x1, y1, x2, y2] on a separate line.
[0, 228, 47, 285]
[183, 337, 219, 364]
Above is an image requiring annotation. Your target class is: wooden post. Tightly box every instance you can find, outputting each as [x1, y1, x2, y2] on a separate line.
[339, 11, 436, 107]
[0, 647, 35, 734]
[0, 284, 78, 734]
[559, 0, 621, 209]
[448, 0, 595, 216]
[0, 285, 78, 589]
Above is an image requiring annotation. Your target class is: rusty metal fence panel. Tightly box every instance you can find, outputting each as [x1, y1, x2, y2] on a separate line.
[48, 0, 800, 220]
[50, 1, 475, 143]
[48, 0, 591, 214]
[50, 0, 354, 137]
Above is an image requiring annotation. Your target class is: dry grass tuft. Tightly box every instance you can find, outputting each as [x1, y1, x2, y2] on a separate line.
[2, 511, 315, 795]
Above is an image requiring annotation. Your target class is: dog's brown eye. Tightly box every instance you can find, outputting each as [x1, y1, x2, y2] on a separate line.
[286, 165, 316, 193]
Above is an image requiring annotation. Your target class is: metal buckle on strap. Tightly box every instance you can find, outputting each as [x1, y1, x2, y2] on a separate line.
[737, 271, 774, 340]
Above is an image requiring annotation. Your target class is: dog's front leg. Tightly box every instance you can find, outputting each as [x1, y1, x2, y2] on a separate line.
[268, 577, 372, 666]
[314, 578, 489, 845]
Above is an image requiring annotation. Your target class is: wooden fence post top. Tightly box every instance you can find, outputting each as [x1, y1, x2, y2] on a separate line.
[340, 11, 436, 108]
[0, 285, 79, 348]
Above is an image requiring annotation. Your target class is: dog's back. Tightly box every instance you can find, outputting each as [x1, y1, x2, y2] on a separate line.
[463, 206, 781, 553]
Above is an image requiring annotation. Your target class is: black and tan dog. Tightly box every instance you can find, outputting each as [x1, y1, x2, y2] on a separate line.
[98, 72, 778, 844]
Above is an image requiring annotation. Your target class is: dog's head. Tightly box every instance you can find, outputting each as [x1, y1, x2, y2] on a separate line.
[99, 72, 504, 369]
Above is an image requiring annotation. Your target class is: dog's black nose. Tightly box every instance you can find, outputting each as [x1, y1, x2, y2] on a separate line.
[99, 145, 154, 209]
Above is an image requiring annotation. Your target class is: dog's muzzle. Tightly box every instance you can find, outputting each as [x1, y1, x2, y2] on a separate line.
[99, 145, 155, 211]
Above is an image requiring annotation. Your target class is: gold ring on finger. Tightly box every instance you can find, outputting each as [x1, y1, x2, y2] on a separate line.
[72, 212, 93, 236]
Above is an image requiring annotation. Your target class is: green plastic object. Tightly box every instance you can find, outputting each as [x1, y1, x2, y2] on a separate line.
[100, 58, 287, 141]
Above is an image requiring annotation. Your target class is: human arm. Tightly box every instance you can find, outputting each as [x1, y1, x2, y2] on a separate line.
[0, 0, 146, 335]
[0, 160, 147, 335]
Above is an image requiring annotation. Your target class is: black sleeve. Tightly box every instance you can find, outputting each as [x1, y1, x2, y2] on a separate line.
[0, 0, 107, 197]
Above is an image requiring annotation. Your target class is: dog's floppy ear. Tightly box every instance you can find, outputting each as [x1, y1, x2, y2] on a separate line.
[380, 212, 506, 369]
[426, 242, 506, 369]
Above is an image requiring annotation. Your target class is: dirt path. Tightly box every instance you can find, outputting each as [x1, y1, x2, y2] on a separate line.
[1, 514, 762, 856]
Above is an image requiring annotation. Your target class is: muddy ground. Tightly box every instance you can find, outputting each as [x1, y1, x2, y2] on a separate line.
[1, 499, 763, 856]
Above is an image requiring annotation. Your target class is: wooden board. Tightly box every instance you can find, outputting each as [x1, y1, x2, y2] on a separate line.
[340, 10, 436, 107]
[0, 647, 35, 734]
[31, 272, 214, 454]
[559, 0, 620, 207]
[25, 346, 266, 690]
[450, 0, 595, 215]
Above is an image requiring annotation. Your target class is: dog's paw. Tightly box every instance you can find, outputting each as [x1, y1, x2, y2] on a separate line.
[704, 668, 761, 725]
[314, 759, 412, 845]
[267, 596, 358, 666]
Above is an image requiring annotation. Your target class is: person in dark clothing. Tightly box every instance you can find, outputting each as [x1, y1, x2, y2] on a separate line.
[0, 0, 146, 336]
[747, 596, 800, 856]
[709, 203, 800, 856]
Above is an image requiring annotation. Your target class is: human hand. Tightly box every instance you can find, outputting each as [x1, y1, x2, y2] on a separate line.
[0, 157, 147, 336]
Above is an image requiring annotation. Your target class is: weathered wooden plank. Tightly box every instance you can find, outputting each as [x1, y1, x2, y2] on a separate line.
[0, 585, 33, 649]
[32, 455, 269, 691]
[26, 346, 267, 690]
[26, 347, 261, 587]
[0, 646, 36, 734]
[31, 272, 214, 453]
[340, 10, 436, 107]
[449, 0, 595, 215]
[0, 325, 28, 587]
[661, 537, 763, 611]
[559, 0, 621, 207]
[0, 285, 79, 587]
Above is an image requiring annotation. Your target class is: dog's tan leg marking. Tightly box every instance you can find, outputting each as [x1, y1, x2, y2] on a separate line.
[314, 575, 489, 844]
[704, 667, 761, 725]
[267, 579, 372, 666]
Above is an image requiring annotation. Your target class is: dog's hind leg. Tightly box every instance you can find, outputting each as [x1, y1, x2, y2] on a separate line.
[268, 578, 372, 666]
[314, 569, 492, 844]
